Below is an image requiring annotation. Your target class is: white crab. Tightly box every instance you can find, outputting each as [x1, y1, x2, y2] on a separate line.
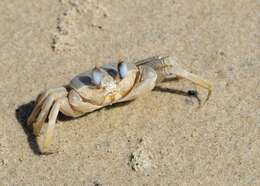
[28, 56, 212, 153]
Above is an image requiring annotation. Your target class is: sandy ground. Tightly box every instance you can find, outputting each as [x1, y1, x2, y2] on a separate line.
[0, 0, 259, 185]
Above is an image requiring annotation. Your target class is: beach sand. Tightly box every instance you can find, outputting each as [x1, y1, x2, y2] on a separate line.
[0, 0, 259, 185]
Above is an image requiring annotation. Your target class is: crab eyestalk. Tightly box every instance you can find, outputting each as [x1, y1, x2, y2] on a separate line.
[118, 61, 128, 79]
[92, 66, 102, 88]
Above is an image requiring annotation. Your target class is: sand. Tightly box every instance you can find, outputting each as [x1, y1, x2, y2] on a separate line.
[0, 0, 259, 185]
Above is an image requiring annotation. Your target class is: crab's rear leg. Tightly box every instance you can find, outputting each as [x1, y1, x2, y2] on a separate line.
[33, 96, 54, 135]
[35, 96, 80, 154]
[29, 88, 68, 136]
[37, 100, 61, 153]
[27, 87, 67, 125]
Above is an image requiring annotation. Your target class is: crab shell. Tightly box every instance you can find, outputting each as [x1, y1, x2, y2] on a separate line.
[66, 62, 157, 116]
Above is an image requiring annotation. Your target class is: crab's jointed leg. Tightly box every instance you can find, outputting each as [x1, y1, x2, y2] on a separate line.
[29, 88, 67, 135]
[171, 69, 212, 103]
[27, 87, 102, 153]
[163, 56, 212, 103]
[136, 56, 212, 104]
[33, 96, 54, 136]
[27, 87, 67, 125]
[37, 100, 61, 153]
[27, 87, 70, 153]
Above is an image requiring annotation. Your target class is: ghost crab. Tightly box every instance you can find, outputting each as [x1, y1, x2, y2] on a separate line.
[28, 56, 212, 154]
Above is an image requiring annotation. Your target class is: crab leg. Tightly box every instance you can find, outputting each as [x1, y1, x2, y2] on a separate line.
[37, 87, 67, 105]
[33, 96, 54, 136]
[38, 100, 61, 153]
[31, 90, 68, 136]
[135, 56, 212, 103]
[163, 57, 212, 103]
[173, 70, 212, 103]
[28, 87, 67, 125]
[27, 99, 44, 125]
[135, 56, 161, 66]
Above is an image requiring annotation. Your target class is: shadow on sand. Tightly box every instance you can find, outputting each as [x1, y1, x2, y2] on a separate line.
[15, 87, 199, 155]
[15, 101, 41, 155]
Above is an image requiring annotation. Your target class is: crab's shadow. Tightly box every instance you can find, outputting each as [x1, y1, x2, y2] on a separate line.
[154, 86, 201, 104]
[15, 101, 41, 155]
[14, 100, 134, 155]
[15, 87, 199, 155]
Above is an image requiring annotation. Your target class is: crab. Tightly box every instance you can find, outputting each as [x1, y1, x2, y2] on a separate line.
[27, 56, 212, 153]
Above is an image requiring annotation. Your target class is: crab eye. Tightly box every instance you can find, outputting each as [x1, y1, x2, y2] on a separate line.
[92, 67, 102, 85]
[118, 61, 128, 79]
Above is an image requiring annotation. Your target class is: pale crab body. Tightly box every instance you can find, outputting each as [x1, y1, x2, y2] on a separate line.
[28, 56, 211, 154]
[68, 62, 155, 113]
